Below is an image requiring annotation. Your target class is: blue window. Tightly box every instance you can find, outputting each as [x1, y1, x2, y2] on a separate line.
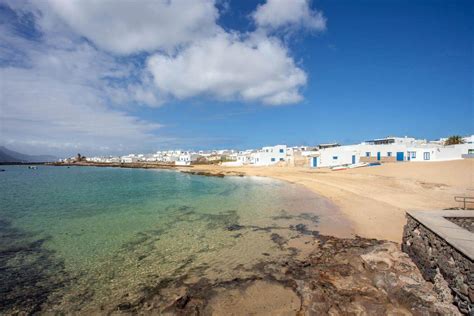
[423, 152, 430, 160]
[411, 152, 416, 158]
[366, 152, 370, 157]
[271, 158, 276, 162]
[387, 152, 392, 157]
[332, 156, 338, 160]
[279, 149, 284, 153]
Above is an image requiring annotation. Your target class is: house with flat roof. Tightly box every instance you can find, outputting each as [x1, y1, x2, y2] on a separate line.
[310, 135, 474, 168]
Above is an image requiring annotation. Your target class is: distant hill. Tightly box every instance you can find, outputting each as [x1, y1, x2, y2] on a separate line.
[0, 146, 57, 163]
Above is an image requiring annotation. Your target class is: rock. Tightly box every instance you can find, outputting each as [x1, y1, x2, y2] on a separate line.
[226, 224, 244, 231]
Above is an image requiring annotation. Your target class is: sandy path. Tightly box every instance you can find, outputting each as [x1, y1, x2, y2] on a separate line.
[186, 160, 474, 242]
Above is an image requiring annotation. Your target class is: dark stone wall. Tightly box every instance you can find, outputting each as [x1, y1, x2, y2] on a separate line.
[402, 215, 474, 314]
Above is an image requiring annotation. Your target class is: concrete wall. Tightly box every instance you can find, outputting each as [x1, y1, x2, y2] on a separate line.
[403, 215, 473, 314]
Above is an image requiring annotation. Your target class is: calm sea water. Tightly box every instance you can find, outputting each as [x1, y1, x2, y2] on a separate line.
[0, 165, 351, 313]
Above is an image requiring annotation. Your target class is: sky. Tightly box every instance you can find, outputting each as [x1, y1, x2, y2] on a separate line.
[0, 0, 472, 157]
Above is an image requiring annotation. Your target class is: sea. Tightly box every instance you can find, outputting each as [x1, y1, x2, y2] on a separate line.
[0, 165, 352, 313]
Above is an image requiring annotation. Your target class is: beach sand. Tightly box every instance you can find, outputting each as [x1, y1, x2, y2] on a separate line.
[185, 160, 474, 242]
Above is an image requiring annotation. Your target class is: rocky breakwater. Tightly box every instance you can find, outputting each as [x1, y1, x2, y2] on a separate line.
[124, 236, 459, 315]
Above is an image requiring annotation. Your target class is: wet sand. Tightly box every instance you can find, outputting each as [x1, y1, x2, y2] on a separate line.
[183, 160, 474, 242]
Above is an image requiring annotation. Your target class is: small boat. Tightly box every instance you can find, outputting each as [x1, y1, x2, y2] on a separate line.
[331, 165, 347, 171]
[347, 162, 369, 169]
[0, 169, 5, 172]
[28, 166, 38, 169]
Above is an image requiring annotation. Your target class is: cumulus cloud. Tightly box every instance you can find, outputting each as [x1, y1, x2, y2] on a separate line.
[0, 11, 165, 156]
[35, 0, 322, 106]
[44, 0, 219, 55]
[147, 32, 306, 105]
[253, 0, 326, 32]
[1, 0, 328, 155]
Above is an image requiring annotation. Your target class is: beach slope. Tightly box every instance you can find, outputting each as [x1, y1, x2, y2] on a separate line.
[187, 160, 473, 242]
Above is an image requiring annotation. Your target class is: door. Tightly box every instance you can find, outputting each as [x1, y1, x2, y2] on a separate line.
[396, 152, 404, 161]
[312, 157, 318, 168]
[377, 152, 381, 161]
[352, 155, 356, 164]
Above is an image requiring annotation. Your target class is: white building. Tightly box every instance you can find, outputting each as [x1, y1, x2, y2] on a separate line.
[120, 155, 138, 163]
[175, 152, 201, 166]
[250, 145, 287, 166]
[310, 136, 474, 168]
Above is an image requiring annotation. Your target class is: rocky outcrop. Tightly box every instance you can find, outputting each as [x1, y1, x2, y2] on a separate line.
[127, 236, 460, 315]
[180, 170, 245, 177]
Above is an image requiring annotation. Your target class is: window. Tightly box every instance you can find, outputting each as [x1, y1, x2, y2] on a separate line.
[387, 152, 392, 157]
[279, 158, 284, 161]
[411, 152, 416, 158]
[366, 152, 370, 157]
[271, 158, 276, 162]
[332, 156, 338, 160]
[279, 149, 284, 153]
[423, 152, 430, 160]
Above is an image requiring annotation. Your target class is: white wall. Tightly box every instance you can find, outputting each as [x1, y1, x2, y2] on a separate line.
[408, 143, 474, 162]
[251, 145, 287, 166]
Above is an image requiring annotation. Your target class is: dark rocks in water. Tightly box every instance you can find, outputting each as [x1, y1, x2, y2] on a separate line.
[0, 219, 70, 315]
[182, 170, 225, 177]
[136, 235, 460, 315]
[117, 302, 132, 311]
[226, 224, 244, 231]
[270, 233, 287, 247]
[290, 223, 319, 237]
[175, 295, 191, 309]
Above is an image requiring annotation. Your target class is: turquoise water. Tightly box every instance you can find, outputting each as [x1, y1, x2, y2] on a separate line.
[0, 165, 351, 313]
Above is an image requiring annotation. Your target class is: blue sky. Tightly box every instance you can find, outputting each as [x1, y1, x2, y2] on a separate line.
[0, 0, 472, 156]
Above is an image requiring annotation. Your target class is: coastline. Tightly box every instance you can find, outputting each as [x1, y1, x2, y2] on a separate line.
[3, 162, 469, 314]
[180, 160, 473, 242]
[48, 160, 473, 242]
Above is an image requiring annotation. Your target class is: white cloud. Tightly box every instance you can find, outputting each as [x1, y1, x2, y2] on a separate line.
[253, 0, 326, 32]
[1, 0, 328, 155]
[147, 32, 307, 105]
[44, 0, 219, 55]
[0, 21, 165, 156]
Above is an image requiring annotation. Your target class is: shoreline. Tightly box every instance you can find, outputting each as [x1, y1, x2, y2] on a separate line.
[2, 162, 469, 314]
[46, 160, 473, 242]
[183, 160, 473, 242]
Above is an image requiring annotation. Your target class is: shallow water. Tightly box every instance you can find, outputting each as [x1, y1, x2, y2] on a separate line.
[0, 165, 352, 313]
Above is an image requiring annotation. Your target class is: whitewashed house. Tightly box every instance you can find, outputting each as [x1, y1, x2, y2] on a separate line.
[175, 152, 201, 166]
[250, 145, 287, 166]
[120, 155, 138, 163]
[310, 136, 474, 168]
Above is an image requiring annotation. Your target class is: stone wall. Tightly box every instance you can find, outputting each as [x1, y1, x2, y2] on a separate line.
[403, 214, 473, 314]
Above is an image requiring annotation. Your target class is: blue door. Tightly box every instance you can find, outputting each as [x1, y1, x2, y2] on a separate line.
[312, 157, 318, 168]
[377, 152, 381, 161]
[396, 152, 404, 161]
[352, 155, 356, 164]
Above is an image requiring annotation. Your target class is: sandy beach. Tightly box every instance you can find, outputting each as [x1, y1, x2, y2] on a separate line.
[186, 160, 474, 242]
